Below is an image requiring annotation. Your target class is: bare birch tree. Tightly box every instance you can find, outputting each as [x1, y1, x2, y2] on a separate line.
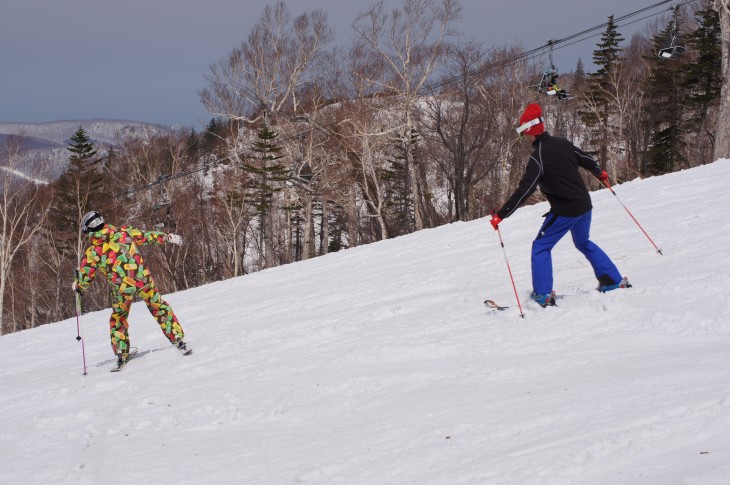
[621, 33, 653, 177]
[213, 163, 253, 277]
[713, 0, 730, 159]
[200, 1, 334, 124]
[421, 41, 495, 221]
[287, 51, 345, 260]
[476, 45, 537, 211]
[0, 136, 50, 334]
[352, 0, 462, 231]
[200, 1, 333, 268]
[581, 40, 647, 179]
[337, 97, 393, 240]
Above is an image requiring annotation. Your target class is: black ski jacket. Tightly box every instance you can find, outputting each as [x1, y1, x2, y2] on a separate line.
[496, 132, 603, 219]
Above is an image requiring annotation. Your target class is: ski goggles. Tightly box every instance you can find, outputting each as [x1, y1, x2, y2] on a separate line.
[516, 116, 544, 136]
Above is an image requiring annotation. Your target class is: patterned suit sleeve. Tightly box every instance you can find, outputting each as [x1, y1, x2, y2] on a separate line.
[76, 247, 99, 291]
[125, 226, 166, 246]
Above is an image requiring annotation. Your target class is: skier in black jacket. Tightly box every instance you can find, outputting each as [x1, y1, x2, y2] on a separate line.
[490, 103, 630, 307]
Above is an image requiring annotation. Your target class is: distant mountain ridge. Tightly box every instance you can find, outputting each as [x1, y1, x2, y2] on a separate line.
[0, 119, 172, 181]
[0, 118, 167, 147]
[0, 133, 60, 151]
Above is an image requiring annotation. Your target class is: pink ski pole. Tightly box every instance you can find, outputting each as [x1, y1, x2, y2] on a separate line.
[496, 227, 525, 318]
[601, 179, 663, 255]
[74, 291, 88, 376]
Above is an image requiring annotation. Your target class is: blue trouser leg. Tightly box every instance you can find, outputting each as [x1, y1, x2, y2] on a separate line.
[569, 211, 622, 286]
[531, 211, 622, 294]
[531, 213, 571, 295]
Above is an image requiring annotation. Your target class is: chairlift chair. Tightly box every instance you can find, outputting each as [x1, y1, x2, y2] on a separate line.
[152, 175, 171, 211]
[538, 69, 569, 101]
[151, 175, 172, 228]
[537, 41, 570, 101]
[658, 30, 685, 60]
[297, 162, 314, 183]
[285, 162, 314, 188]
[658, 5, 685, 60]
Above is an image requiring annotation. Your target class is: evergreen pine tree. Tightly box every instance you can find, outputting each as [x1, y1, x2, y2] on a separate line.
[244, 124, 289, 267]
[383, 131, 419, 236]
[67, 126, 97, 162]
[49, 127, 105, 261]
[326, 205, 348, 253]
[202, 117, 228, 158]
[645, 22, 689, 174]
[573, 58, 586, 94]
[682, 2, 722, 162]
[582, 16, 625, 165]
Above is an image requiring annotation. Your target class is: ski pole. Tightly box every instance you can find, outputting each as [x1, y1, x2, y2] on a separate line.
[74, 290, 88, 376]
[601, 179, 663, 255]
[495, 227, 525, 318]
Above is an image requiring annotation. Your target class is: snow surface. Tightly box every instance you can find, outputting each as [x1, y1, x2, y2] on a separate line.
[2, 160, 730, 485]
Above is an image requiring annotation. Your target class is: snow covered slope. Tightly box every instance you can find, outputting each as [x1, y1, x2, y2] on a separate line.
[2, 160, 729, 485]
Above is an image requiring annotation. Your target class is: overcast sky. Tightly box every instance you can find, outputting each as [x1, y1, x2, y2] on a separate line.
[1, 0, 671, 129]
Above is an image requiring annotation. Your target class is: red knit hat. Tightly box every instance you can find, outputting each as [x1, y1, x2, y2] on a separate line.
[516, 103, 545, 136]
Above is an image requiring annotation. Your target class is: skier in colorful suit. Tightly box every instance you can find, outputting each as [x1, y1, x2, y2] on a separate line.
[73, 210, 188, 363]
[489, 103, 630, 307]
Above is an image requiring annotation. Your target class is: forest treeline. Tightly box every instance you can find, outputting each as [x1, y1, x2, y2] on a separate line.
[0, 0, 722, 334]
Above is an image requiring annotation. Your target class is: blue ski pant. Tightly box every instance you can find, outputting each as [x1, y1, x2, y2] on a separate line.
[531, 210, 622, 295]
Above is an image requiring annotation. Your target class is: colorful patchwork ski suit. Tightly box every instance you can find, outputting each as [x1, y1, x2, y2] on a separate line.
[74, 224, 184, 356]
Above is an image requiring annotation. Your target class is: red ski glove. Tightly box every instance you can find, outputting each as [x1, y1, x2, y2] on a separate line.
[598, 170, 609, 183]
[490, 211, 502, 231]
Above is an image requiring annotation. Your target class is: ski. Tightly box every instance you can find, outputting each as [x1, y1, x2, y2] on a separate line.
[484, 299, 509, 311]
[110, 348, 139, 372]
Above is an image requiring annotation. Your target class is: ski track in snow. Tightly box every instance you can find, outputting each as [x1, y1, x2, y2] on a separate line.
[2, 160, 730, 484]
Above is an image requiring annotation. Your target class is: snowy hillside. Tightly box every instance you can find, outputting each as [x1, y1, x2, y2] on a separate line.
[2, 160, 729, 485]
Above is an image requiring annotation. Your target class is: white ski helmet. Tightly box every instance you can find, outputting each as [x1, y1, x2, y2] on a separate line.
[81, 210, 105, 234]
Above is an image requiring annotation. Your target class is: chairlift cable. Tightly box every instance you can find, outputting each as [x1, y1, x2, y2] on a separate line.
[419, 0, 698, 96]
[114, 0, 702, 199]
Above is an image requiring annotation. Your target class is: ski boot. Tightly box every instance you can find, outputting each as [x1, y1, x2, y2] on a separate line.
[116, 350, 129, 367]
[598, 276, 631, 293]
[530, 291, 556, 308]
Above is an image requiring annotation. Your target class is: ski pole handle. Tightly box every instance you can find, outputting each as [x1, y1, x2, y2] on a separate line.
[601, 178, 616, 195]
